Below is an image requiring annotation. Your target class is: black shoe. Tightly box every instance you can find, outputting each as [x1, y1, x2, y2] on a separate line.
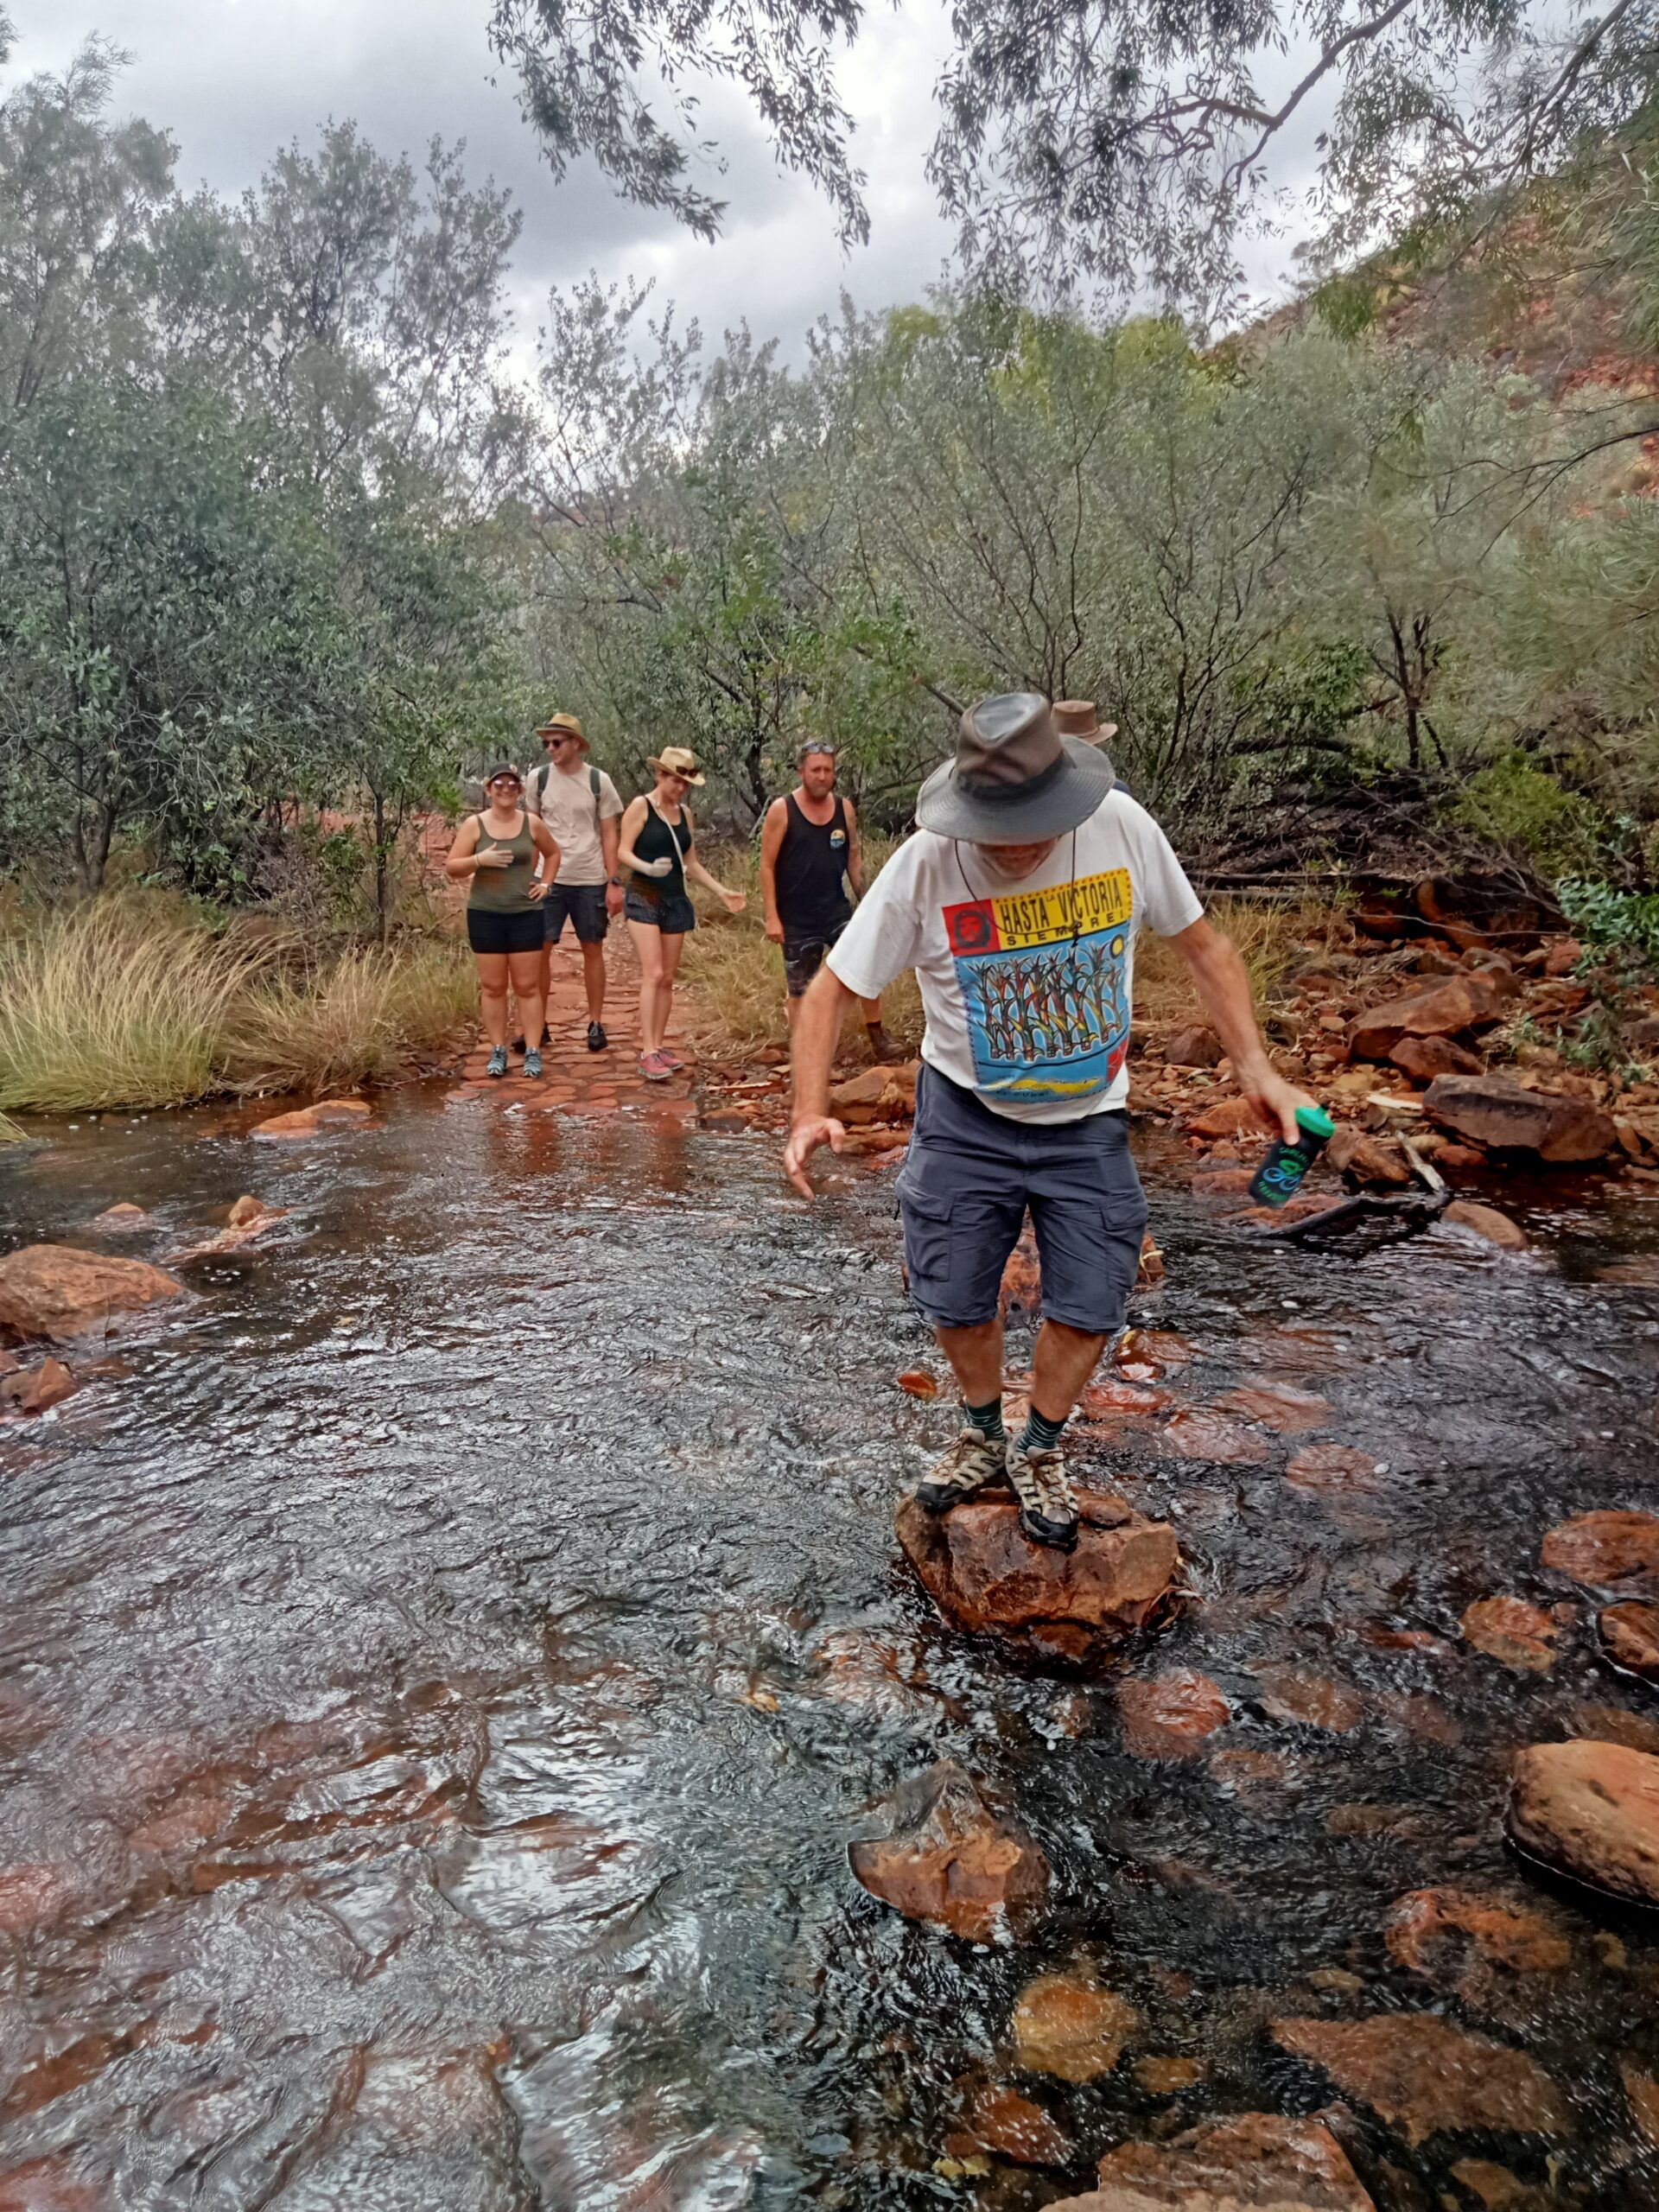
[587, 1021, 608, 1052]
[540, 1025, 551, 1047]
[510, 1034, 525, 1054]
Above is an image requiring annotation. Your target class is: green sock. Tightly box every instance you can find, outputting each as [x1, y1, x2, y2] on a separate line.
[1020, 1407, 1067, 1454]
[965, 1395, 1005, 1444]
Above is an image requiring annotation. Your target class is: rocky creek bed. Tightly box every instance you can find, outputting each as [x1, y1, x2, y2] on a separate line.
[2, 1087, 1658, 2209]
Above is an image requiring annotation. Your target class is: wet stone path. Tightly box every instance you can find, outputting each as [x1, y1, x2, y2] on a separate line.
[0, 1091, 1658, 2209]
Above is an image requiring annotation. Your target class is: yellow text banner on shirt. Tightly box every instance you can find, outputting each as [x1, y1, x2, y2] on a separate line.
[978, 867, 1133, 951]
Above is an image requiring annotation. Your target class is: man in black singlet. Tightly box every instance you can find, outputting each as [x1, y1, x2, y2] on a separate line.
[760, 743, 899, 1062]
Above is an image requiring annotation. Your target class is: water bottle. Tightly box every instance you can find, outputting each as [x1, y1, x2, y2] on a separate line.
[1249, 1104, 1337, 1208]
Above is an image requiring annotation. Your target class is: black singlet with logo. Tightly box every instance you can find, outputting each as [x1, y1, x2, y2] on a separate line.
[775, 794, 852, 938]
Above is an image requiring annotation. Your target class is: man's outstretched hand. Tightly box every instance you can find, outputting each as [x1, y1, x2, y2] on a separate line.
[1240, 1065, 1319, 1146]
[783, 1114, 846, 1198]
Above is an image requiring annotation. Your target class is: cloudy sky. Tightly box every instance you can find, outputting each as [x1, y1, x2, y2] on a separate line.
[10, 0, 1319, 365]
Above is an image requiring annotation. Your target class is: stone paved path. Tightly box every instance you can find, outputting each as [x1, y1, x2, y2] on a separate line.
[446, 938, 699, 1128]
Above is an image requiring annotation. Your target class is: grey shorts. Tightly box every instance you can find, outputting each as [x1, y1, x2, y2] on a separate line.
[625, 888, 696, 934]
[543, 881, 609, 944]
[896, 1064, 1147, 1333]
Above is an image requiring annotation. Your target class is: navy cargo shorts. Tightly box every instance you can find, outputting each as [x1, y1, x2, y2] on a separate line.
[896, 1064, 1148, 1334]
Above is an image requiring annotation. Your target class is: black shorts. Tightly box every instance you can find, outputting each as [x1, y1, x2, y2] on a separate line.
[467, 906, 543, 956]
[543, 882, 609, 944]
[625, 888, 696, 935]
[783, 917, 852, 997]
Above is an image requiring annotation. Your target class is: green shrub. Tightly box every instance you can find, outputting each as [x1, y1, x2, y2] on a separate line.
[1450, 756, 1607, 874]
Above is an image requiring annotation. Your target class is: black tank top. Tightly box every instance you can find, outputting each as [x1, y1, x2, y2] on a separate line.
[775, 793, 851, 937]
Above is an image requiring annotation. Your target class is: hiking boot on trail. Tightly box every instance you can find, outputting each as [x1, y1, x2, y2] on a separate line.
[523, 1047, 543, 1079]
[486, 1045, 509, 1078]
[1005, 1440, 1080, 1553]
[914, 1427, 1007, 1516]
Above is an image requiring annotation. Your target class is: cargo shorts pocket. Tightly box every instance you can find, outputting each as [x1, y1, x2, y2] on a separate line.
[898, 1179, 954, 1296]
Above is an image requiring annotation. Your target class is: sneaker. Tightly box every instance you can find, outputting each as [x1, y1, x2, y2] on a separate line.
[523, 1047, 543, 1079]
[587, 1020, 607, 1052]
[486, 1046, 509, 1079]
[1005, 1440, 1080, 1553]
[639, 1050, 671, 1082]
[657, 1046, 683, 1071]
[914, 1426, 1007, 1516]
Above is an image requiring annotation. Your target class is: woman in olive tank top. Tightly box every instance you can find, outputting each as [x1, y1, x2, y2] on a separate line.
[616, 746, 746, 1082]
[444, 765, 562, 1078]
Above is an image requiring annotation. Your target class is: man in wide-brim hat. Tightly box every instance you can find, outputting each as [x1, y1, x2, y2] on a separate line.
[526, 710, 626, 1054]
[785, 692, 1313, 1554]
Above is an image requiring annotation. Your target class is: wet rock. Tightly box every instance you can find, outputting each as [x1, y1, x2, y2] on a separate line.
[1010, 1964, 1138, 2082]
[1184, 1095, 1261, 1139]
[700, 1106, 750, 1131]
[1136, 1230, 1166, 1286]
[998, 1232, 1043, 1318]
[1132, 2055, 1206, 2094]
[1460, 1597, 1558, 1674]
[830, 1062, 919, 1125]
[1542, 1510, 1659, 1590]
[1325, 1127, 1413, 1187]
[1080, 1378, 1172, 1419]
[1389, 1033, 1484, 1083]
[1568, 1702, 1659, 1756]
[1213, 1382, 1332, 1433]
[1208, 1747, 1294, 1802]
[1423, 1075, 1615, 1162]
[1448, 2158, 1554, 2210]
[1272, 2015, 1570, 2145]
[92, 1202, 147, 1228]
[1253, 1666, 1363, 1732]
[226, 1193, 270, 1227]
[1348, 971, 1514, 1063]
[895, 1492, 1179, 1662]
[1286, 1444, 1383, 1492]
[1599, 1602, 1659, 1679]
[0, 1357, 77, 1416]
[1508, 1738, 1659, 1904]
[1385, 1888, 1571, 1994]
[1437, 1141, 1488, 1169]
[896, 1370, 940, 1399]
[1620, 2056, 1659, 2149]
[849, 1759, 1048, 1943]
[0, 1244, 184, 1342]
[1118, 1670, 1230, 1759]
[951, 2082, 1072, 2166]
[1443, 1201, 1528, 1251]
[1160, 1409, 1273, 1465]
[1056, 2113, 1376, 2211]
[251, 1096, 373, 1141]
[1165, 1024, 1224, 1068]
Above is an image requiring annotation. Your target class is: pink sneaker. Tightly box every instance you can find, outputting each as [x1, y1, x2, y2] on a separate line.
[657, 1046, 684, 1071]
[639, 1050, 671, 1082]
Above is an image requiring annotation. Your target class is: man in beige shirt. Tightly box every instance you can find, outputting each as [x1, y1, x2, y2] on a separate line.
[525, 713, 626, 1052]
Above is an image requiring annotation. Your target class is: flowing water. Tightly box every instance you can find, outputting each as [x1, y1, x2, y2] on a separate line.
[3, 1091, 1659, 2210]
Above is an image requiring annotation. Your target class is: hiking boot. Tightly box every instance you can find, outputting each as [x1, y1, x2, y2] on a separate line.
[639, 1050, 671, 1082]
[587, 1020, 607, 1052]
[523, 1047, 543, 1079]
[914, 1426, 1007, 1516]
[1005, 1440, 1080, 1553]
[486, 1046, 509, 1078]
[868, 1025, 906, 1065]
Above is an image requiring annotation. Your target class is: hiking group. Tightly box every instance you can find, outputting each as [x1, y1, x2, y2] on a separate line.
[448, 689, 1309, 1557]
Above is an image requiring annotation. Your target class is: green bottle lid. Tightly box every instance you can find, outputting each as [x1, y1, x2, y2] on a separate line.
[1296, 1104, 1337, 1141]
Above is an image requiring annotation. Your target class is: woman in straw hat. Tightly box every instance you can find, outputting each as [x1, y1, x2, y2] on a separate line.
[617, 747, 746, 1081]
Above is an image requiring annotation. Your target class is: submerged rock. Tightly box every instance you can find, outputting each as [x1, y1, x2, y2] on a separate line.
[1443, 1200, 1528, 1251]
[1423, 1074, 1615, 1162]
[1117, 1670, 1230, 1759]
[1010, 1964, 1138, 2082]
[895, 1492, 1180, 1663]
[92, 1202, 148, 1229]
[849, 1759, 1048, 1944]
[1508, 1738, 1659, 1904]
[1384, 1887, 1571, 1993]
[1460, 1596, 1559, 1674]
[1541, 1510, 1659, 1590]
[251, 1097, 373, 1141]
[950, 2081, 1072, 2167]
[1051, 2113, 1376, 2211]
[1599, 1602, 1659, 1679]
[1272, 2014, 1570, 2145]
[0, 1356, 77, 1415]
[0, 1244, 183, 1342]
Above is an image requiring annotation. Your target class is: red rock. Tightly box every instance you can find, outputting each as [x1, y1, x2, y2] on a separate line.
[848, 1760, 1048, 1943]
[1253, 1665, 1363, 1732]
[1444, 1200, 1527, 1250]
[1, 1357, 77, 1416]
[1541, 1510, 1659, 1589]
[1191, 1166, 1255, 1194]
[1622, 2059, 1659, 2151]
[1569, 1701, 1659, 1756]
[0, 1245, 183, 1342]
[1184, 1095, 1260, 1139]
[1115, 1329, 1194, 1373]
[1599, 1602, 1659, 1679]
[1010, 1966, 1138, 2082]
[895, 1493, 1179, 1661]
[92, 1202, 147, 1228]
[1212, 1382, 1332, 1433]
[1385, 1887, 1571, 1987]
[1287, 1443, 1382, 1491]
[251, 1097, 372, 1141]
[998, 1231, 1043, 1317]
[1508, 1738, 1659, 1904]
[1208, 1747, 1293, 1799]
[1545, 938, 1583, 977]
[1136, 1230, 1166, 1285]
[1423, 1075, 1615, 1162]
[1272, 2014, 1569, 2145]
[1437, 1142, 1488, 1169]
[1164, 1025, 1223, 1068]
[1160, 1409, 1272, 1465]
[1376, 1691, 1461, 1745]
[829, 1063, 918, 1125]
[1325, 1126, 1412, 1186]
[957, 2082, 1071, 2166]
[1058, 2113, 1376, 2212]
[1080, 1378, 1171, 1418]
[701, 1106, 750, 1131]
[1389, 1033, 1483, 1082]
[1118, 1670, 1230, 1758]
[1347, 971, 1513, 1062]
[226, 1194, 270, 1227]
[1131, 2055, 1207, 2094]
[896, 1370, 940, 1399]
[1461, 1597, 1557, 1673]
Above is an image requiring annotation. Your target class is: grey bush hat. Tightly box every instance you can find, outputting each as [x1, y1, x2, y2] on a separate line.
[915, 692, 1116, 842]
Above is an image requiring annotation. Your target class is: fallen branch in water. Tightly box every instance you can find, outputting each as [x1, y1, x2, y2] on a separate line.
[1244, 1189, 1452, 1243]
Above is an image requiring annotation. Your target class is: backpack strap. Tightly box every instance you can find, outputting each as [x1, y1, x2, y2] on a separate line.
[589, 764, 601, 817]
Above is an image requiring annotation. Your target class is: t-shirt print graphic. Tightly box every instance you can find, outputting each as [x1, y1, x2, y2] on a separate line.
[942, 867, 1135, 1103]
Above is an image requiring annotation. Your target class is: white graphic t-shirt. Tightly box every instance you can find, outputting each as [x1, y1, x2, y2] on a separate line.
[527, 761, 623, 887]
[827, 793, 1204, 1123]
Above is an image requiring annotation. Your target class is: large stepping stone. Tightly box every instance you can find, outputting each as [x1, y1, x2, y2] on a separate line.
[1048, 2113, 1375, 2210]
[1509, 1738, 1659, 1904]
[0, 1244, 183, 1342]
[849, 1759, 1047, 1945]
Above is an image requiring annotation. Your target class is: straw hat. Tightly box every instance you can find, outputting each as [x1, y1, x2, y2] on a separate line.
[915, 693, 1115, 842]
[648, 746, 706, 787]
[1052, 699, 1118, 746]
[535, 711, 587, 747]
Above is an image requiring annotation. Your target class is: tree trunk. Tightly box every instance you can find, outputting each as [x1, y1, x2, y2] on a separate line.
[372, 791, 389, 946]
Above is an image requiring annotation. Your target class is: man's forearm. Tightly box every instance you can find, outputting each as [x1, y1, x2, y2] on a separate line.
[601, 819, 620, 877]
[791, 969, 851, 1118]
[1178, 926, 1273, 1077]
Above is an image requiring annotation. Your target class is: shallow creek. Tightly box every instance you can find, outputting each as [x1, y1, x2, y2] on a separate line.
[2, 1090, 1659, 2209]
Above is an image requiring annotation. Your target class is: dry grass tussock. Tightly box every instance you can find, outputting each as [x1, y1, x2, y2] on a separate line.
[0, 898, 475, 1113]
[683, 837, 1332, 1058]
